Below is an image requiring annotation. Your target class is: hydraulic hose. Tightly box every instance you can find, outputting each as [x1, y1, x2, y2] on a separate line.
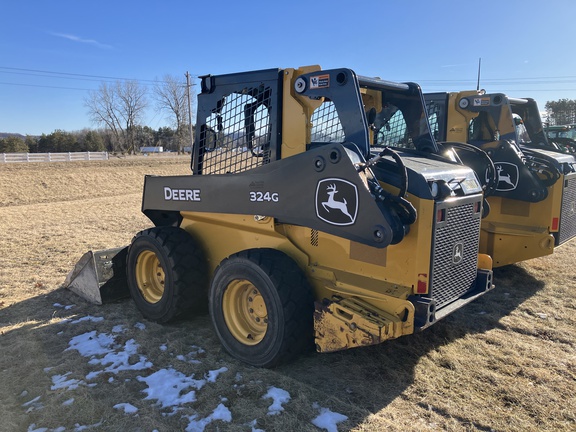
[362, 147, 417, 226]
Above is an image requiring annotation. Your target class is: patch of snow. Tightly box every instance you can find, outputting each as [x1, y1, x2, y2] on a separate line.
[66, 331, 115, 357]
[69, 316, 104, 324]
[28, 426, 65, 432]
[311, 402, 348, 432]
[137, 368, 206, 409]
[113, 403, 138, 414]
[62, 398, 74, 406]
[206, 367, 228, 383]
[262, 386, 291, 415]
[86, 338, 152, 379]
[51, 373, 85, 391]
[53, 303, 74, 310]
[160, 344, 168, 351]
[111, 325, 125, 333]
[247, 419, 265, 432]
[22, 396, 41, 407]
[28, 426, 66, 432]
[185, 403, 232, 432]
[134, 322, 146, 330]
[175, 349, 203, 364]
[73, 420, 103, 431]
[22, 395, 44, 413]
[66, 331, 152, 380]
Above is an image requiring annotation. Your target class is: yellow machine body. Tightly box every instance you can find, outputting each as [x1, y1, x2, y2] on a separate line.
[430, 90, 573, 266]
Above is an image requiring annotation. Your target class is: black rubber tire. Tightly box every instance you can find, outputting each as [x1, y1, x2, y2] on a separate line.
[126, 226, 208, 323]
[209, 249, 314, 368]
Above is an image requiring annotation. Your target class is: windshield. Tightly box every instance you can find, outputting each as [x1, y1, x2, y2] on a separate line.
[361, 85, 437, 152]
[547, 128, 576, 140]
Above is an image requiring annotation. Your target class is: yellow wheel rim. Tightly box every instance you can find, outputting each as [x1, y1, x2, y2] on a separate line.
[223, 279, 268, 345]
[135, 250, 165, 304]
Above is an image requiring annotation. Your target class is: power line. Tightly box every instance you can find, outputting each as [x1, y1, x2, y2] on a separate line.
[0, 66, 198, 84]
[0, 81, 93, 91]
[0, 66, 160, 83]
[0, 70, 120, 85]
[0, 65, 201, 93]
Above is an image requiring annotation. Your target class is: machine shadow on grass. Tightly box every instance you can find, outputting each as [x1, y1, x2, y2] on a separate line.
[276, 263, 546, 429]
[0, 264, 545, 431]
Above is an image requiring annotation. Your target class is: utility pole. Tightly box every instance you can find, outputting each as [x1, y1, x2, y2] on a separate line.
[186, 71, 194, 154]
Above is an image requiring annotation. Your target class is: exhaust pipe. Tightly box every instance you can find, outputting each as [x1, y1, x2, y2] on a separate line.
[63, 247, 129, 305]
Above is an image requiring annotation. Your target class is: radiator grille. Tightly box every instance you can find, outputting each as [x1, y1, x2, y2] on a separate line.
[558, 174, 576, 245]
[430, 200, 481, 309]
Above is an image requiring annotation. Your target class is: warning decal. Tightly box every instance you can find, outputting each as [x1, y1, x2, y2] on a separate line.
[310, 74, 330, 89]
[473, 97, 490, 107]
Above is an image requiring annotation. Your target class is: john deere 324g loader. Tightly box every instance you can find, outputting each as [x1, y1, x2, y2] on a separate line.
[425, 91, 576, 267]
[76, 67, 495, 368]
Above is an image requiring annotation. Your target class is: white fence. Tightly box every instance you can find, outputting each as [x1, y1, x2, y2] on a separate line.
[0, 152, 109, 163]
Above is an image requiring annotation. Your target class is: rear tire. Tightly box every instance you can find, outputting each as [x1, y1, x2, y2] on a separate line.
[127, 226, 207, 323]
[209, 249, 314, 368]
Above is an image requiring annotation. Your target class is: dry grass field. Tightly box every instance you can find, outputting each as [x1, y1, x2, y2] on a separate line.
[0, 155, 574, 431]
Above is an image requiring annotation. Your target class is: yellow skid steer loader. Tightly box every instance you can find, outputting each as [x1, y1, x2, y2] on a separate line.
[66, 67, 494, 367]
[425, 91, 576, 266]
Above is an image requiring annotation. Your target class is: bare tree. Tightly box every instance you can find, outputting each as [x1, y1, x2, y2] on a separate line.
[85, 80, 148, 153]
[153, 74, 193, 152]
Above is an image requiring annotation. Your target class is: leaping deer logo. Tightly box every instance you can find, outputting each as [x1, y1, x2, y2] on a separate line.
[497, 165, 515, 188]
[322, 184, 354, 222]
[453, 242, 464, 265]
[316, 179, 358, 226]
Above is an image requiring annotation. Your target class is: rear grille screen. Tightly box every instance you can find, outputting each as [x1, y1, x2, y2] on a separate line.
[559, 174, 576, 244]
[431, 200, 481, 309]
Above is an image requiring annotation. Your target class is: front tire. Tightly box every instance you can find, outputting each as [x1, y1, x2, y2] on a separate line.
[209, 249, 314, 368]
[127, 226, 207, 323]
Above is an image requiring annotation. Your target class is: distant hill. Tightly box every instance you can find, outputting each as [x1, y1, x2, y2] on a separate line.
[0, 132, 28, 139]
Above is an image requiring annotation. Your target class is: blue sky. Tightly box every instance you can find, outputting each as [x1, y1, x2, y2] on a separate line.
[1, 0, 575, 136]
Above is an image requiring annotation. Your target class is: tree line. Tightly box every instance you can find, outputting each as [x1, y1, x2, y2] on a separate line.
[545, 99, 576, 125]
[0, 126, 190, 154]
[1, 73, 194, 154]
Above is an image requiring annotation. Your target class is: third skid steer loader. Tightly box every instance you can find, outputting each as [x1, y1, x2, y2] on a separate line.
[88, 67, 495, 368]
[425, 91, 576, 266]
[544, 124, 576, 153]
[509, 97, 576, 153]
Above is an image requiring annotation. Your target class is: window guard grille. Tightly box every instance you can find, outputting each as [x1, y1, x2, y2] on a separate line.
[198, 87, 272, 175]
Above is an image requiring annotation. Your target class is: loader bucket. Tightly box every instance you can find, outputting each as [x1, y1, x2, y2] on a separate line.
[63, 247, 130, 305]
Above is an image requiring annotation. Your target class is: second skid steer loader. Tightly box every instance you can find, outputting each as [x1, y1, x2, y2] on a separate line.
[425, 91, 576, 266]
[68, 66, 495, 368]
